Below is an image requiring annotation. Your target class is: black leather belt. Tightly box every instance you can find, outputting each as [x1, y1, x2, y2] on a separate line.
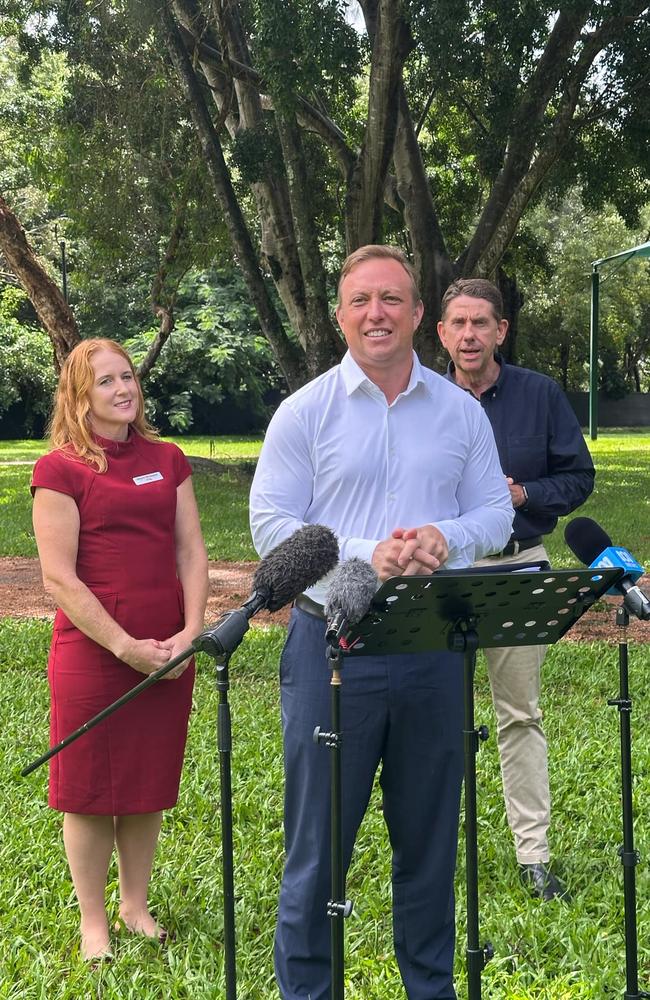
[294, 593, 326, 619]
[487, 536, 543, 558]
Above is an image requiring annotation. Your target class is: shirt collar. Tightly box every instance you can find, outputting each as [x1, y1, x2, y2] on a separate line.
[341, 350, 426, 398]
[445, 353, 506, 398]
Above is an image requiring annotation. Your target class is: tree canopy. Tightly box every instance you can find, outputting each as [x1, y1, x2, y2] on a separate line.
[1, 0, 649, 397]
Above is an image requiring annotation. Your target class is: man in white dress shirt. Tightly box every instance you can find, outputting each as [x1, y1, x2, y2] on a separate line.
[250, 246, 513, 1000]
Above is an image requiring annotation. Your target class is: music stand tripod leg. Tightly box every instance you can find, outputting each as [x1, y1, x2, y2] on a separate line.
[216, 655, 238, 1000]
[451, 626, 493, 1000]
[607, 607, 650, 1000]
[314, 644, 353, 1000]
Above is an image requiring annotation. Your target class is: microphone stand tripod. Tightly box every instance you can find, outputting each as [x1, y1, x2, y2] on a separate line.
[313, 639, 353, 1000]
[607, 605, 650, 1000]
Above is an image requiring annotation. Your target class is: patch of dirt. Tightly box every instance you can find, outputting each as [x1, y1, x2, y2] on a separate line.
[0, 558, 647, 643]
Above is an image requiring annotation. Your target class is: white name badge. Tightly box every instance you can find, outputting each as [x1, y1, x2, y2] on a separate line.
[133, 472, 164, 486]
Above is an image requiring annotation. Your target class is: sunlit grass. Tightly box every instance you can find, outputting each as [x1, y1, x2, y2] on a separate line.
[1, 431, 648, 563]
[0, 438, 49, 463]
[162, 435, 263, 463]
[2, 619, 650, 998]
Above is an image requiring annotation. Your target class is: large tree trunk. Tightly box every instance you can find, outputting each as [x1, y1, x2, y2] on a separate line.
[346, 0, 413, 249]
[0, 193, 80, 369]
[173, 0, 342, 374]
[160, 2, 308, 389]
[393, 85, 455, 370]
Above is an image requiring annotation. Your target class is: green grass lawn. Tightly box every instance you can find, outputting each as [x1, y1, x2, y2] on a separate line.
[0, 430, 648, 996]
[2, 621, 650, 998]
[0, 430, 648, 563]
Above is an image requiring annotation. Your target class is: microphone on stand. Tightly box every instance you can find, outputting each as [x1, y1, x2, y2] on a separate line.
[564, 517, 650, 622]
[324, 558, 379, 644]
[22, 524, 339, 776]
[196, 524, 340, 657]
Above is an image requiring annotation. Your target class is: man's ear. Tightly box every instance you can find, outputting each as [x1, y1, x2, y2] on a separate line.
[496, 318, 509, 346]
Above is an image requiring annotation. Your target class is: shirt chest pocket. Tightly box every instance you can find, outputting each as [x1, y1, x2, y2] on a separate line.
[505, 434, 547, 481]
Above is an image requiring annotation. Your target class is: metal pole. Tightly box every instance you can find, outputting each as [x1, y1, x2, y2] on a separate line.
[589, 266, 600, 440]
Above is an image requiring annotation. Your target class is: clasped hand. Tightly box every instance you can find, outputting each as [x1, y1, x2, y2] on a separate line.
[372, 524, 449, 582]
[121, 632, 192, 681]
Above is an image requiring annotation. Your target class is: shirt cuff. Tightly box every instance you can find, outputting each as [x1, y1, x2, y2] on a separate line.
[339, 536, 379, 564]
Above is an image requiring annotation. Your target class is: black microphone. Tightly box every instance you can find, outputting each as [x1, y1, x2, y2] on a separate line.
[21, 525, 339, 778]
[564, 517, 650, 622]
[194, 524, 340, 657]
[324, 558, 379, 644]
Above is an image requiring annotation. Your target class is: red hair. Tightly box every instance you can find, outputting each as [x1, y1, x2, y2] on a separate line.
[48, 339, 159, 472]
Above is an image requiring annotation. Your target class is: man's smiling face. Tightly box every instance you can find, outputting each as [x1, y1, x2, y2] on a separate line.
[335, 257, 424, 377]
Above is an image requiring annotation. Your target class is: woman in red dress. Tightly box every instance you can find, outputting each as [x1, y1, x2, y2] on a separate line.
[31, 339, 208, 963]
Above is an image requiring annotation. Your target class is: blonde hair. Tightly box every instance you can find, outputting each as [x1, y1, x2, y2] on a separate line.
[337, 245, 420, 306]
[48, 339, 159, 472]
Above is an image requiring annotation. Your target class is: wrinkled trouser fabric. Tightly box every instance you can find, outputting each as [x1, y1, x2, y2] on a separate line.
[274, 606, 464, 1000]
[474, 544, 550, 863]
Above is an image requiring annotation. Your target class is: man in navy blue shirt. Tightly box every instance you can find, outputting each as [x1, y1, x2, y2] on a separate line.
[438, 277, 595, 900]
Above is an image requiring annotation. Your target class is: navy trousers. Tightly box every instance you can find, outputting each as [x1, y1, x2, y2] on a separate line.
[274, 607, 464, 1000]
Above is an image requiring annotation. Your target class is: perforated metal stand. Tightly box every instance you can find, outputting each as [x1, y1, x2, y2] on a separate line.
[344, 564, 623, 1000]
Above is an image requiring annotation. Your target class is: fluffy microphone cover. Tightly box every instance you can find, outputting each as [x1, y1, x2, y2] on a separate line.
[252, 524, 339, 611]
[324, 558, 379, 624]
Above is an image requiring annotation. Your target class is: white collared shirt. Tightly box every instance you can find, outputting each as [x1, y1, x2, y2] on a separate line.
[250, 351, 513, 604]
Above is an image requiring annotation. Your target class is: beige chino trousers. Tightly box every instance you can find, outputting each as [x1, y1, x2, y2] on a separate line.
[473, 543, 551, 864]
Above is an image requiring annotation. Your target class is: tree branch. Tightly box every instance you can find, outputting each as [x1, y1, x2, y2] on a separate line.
[174, 15, 356, 175]
[463, 3, 592, 274]
[0, 193, 80, 369]
[346, 0, 414, 248]
[137, 189, 190, 380]
[470, 2, 650, 277]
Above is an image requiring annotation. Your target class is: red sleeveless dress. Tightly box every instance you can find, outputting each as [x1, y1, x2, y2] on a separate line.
[31, 432, 196, 814]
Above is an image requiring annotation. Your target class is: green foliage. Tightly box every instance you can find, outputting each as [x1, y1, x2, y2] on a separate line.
[0, 289, 56, 430]
[252, 0, 361, 108]
[126, 269, 284, 434]
[230, 119, 284, 186]
[410, 0, 650, 229]
[517, 193, 650, 391]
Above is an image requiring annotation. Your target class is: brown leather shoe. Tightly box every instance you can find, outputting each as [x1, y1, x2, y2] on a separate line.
[519, 862, 570, 901]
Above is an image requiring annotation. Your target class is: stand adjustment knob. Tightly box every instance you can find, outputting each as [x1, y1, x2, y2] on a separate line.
[618, 845, 641, 867]
[478, 725, 489, 743]
[483, 941, 494, 964]
[327, 899, 353, 918]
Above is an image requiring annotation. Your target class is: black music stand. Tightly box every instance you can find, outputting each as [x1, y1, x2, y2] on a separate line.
[341, 564, 624, 1000]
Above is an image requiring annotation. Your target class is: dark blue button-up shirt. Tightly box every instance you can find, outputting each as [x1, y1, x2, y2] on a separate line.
[445, 357, 595, 541]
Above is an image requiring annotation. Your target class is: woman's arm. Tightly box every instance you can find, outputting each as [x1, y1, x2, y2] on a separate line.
[164, 477, 209, 669]
[33, 487, 172, 675]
